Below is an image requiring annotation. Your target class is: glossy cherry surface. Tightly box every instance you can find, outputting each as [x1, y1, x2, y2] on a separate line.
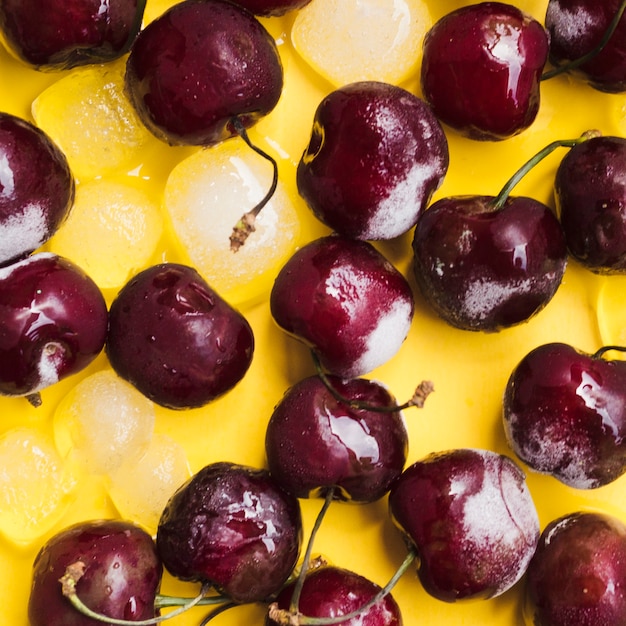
[421, 2, 550, 140]
[503, 342, 626, 488]
[124, 0, 283, 146]
[297, 80, 449, 240]
[389, 448, 539, 602]
[266, 566, 402, 626]
[28, 519, 162, 626]
[265, 375, 408, 502]
[555, 135, 626, 273]
[106, 263, 254, 410]
[0, 252, 107, 399]
[156, 462, 302, 604]
[524, 511, 626, 626]
[270, 235, 414, 378]
[230, 0, 312, 16]
[412, 195, 567, 331]
[0, 112, 74, 266]
[545, 0, 626, 92]
[0, 0, 144, 69]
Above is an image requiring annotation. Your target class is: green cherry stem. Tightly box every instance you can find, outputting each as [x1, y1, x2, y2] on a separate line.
[490, 130, 601, 211]
[229, 116, 279, 252]
[593, 345, 626, 359]
[541, 0, 626, 81]
[60, 561, 228, 625]
[311, 350, 434, 413]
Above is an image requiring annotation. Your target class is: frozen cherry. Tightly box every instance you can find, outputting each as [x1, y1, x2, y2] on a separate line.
[266, 565, 402, 626]
[28, 519, 162, 626]
[524, 511, 626, 626]
[124, 0, 283, 146]
[389, 448, 540, 602]
[555, 134, 626, 273]
[270, 235, 414, 378]
[265, 375, 408, 503]
[421, 2, 550, 140]
[156, 462, 302, 604]
[503, 342, 626, 489]
[229, 0, 312, 16]
[0, 252, 107, 403]
[106, 263, 254, 410]
[545, 0, 626, 92]
[0, 0, 145, 69]
[297, 81, 449, 240]
[0, 112, 74, 266]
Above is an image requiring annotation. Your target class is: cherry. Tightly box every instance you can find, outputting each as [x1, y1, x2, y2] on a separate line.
[524, 511, 626, 626]
[389, 448, 540, 602]
[0, 0, 145, 69]
[503, 342, 626, 489]
[410, 134, 597, 332]
[229, 0, 312, 16]
[106, 263, 254, 410]
[0, 252, 108, 405]
[124, 0, 283, 147]
[420, 2, 550, 140]
[0, 112, 74, 267]
[296, 80, 449, 240]
[156, 462, 302, 604]
[264, 375, 408, 503]
[269, 235, 414, 378]
[545, 0, 626, 93]
[28, 519, 162, 626]
[555, 134, 626, 273]
[266, 565, 402, 626]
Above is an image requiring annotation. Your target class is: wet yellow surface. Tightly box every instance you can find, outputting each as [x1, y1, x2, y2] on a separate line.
[1, 1, 626, 624]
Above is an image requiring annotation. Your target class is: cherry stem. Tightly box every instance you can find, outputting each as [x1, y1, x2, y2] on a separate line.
[311, 350, 434, 413]
[198, 601, 239, 626]
[60, 561, 228, 625]
[289, 488, 336, 615]
[490, 130, 601, 211]
[593, 345, 626, 359]
[229, 117, 279, 252]
[26, 392, 42, 408]
[268, 548, 418, 626]
[541, 0, 626, 81]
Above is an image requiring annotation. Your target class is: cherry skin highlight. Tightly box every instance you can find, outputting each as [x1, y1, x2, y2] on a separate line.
[124, 0, 283, 146]
[28, 519, 162, 626]
[156, 462, 302, 604]
[106, 263, 254, 410]
[265, 375, 408, 503]
[421, 2, 550, 140]
[503, 342, 626, 489]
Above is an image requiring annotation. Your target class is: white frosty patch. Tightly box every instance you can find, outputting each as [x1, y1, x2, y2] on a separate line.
[546, 2, 601, 42]
[0, 203, 49, 263]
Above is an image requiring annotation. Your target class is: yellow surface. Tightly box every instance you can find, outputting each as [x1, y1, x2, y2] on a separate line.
[1, 1, 626, 624]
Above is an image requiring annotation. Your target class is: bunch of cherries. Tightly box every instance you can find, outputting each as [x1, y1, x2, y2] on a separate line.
[2, 0, 626, 625]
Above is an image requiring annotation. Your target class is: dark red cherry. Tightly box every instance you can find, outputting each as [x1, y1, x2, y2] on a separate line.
[229, 0, 312, 16]
[555, 135, 626, 273]
[524, 511, 626, 626]
[28, 519, 162, 626]
[389, 448, 540, 602]
[124, 0, 283, 146]
[0, 252, 107, 400]
[546, 0, 626, 93]
[421, 2, 550, 140]
[156, 462, 302, 604]
[270, 235, 414, 378]
[266, 566, 402, 626]
[0, 0, 145, 69]
[503, 342, 626, 489]
[412, 195, 567, 331]
[297, 81, 449, 240]
[0, 112, 74, 266]
[106, 263, 254, 410]
[265, 375, 408, 503]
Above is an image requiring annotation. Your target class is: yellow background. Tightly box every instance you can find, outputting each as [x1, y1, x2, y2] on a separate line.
[2, 1, 626, 624]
